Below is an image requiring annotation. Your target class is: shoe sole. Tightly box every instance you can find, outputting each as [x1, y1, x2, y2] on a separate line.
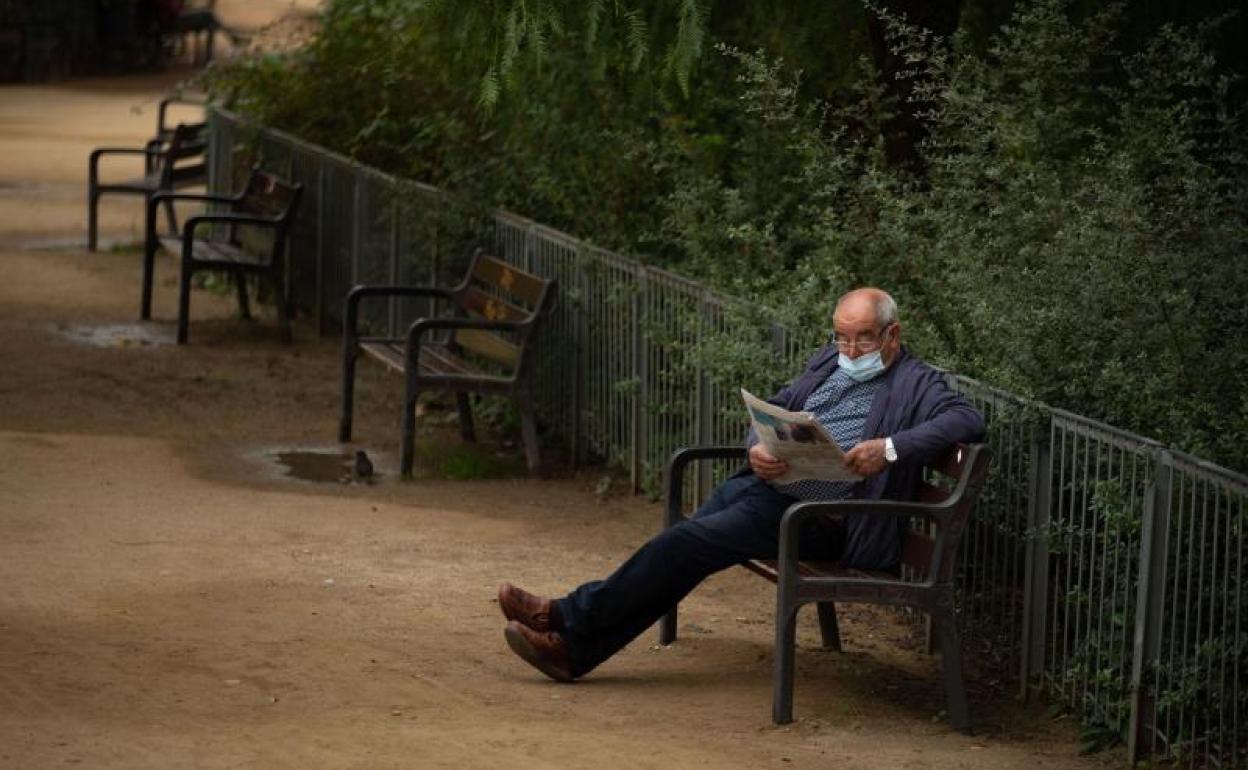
[504, 623, 574, 683]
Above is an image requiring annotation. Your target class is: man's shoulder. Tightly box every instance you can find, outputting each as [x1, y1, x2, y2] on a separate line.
[891, 348, 941, 380]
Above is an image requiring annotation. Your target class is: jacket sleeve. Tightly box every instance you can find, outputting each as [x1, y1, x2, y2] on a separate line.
[889, 370, 985, 465]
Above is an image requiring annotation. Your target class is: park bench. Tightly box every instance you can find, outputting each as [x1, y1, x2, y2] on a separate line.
[338, 252, 556, 477]
[144, 167, 303, 344]
[88, 120, 207, 252]
[146, 95, 207, 160]
[660, 441, 991, 733]
[165, 0, 219, 65]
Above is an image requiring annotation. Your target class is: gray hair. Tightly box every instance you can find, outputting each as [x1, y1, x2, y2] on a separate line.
[874, 292, 898, 327]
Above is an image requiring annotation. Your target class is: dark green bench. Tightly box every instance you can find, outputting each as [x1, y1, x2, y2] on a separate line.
[88, 120, 207, 252]
[145, 168, 303, 344]
[339, 252, 556, 477]
[661, 442, 991, 732]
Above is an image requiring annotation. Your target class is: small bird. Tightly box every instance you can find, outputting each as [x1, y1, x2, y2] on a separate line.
[353, 450, 374, 483]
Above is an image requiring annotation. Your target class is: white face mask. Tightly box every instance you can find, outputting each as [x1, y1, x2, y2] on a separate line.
[838, 350, 886, 382]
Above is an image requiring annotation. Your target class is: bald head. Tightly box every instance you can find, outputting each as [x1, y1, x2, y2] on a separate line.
[832, 287, 901, 363]
[835, 288, 897, 328]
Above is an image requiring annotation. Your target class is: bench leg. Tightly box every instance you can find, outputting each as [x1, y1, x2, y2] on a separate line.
[162, 196, 178, 237]
[269, 270, 292, 343]
[235, 273, 251, 320]
[88, 188, 100, 252]
[400, 375, 420, 478]
[816, 602, 842, 651]
[772, 603, 800, 725]
[338, 324, 357, 442]
[518, 395, 541, 474]
[659, 607, 677, 645]
[176, 254, 193, 344]
[456, 392, 476, 442]
[141, 201, 158, 320]
[935, 608, 972, 733]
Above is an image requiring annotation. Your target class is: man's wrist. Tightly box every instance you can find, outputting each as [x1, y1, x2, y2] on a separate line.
[884, 436, 898, 463]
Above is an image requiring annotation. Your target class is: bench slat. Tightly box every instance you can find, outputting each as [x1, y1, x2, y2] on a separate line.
[898, 531, 934, 574]
[743, 559, 894, 583]
[159, 236, 269, 267]
[360, 342, 406, 373]
[453, 328, 520, 368]
[359, 341, 518, 386]
[916, 483, 950, 504]
[471, 255, 547, 306]
[460, 286, 529, 322]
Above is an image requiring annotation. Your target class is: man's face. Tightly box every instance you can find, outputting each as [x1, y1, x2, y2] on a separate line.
[831, 295, 900, 363]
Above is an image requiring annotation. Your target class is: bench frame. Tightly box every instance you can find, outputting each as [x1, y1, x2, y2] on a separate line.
[660, 442, 991, 732]
[88, 120, 207, 252]
[339, 252, 555, 477]
[145, 167, 303, 344]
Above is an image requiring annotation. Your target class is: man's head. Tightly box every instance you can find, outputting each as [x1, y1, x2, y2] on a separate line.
[831, 287, 901, 366]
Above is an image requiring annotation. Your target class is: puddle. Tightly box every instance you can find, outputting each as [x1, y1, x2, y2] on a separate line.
[57, 323, 173, 348]
[268, 448, 383, 485]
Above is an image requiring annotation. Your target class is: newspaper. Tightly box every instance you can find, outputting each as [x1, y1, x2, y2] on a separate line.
[741, 388, 861, 484]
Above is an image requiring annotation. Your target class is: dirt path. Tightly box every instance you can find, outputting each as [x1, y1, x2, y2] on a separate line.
[0, 27, 1121, 770]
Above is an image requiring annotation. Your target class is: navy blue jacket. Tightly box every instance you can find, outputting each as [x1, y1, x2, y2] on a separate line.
[746, 345, 985, 569]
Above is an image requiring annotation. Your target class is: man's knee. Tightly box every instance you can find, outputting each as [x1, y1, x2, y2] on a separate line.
[691, 474, 759, 521]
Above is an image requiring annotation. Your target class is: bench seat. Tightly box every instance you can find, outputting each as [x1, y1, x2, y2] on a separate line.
[157, 235, 271, 268]
[358, 340, 515, 390]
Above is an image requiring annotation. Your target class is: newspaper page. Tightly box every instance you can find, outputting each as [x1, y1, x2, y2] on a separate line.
[741, 388, 861, 484]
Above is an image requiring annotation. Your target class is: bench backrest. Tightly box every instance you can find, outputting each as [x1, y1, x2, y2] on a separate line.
[898, 443, 991, 583]
[230, 168, 303, 257]
[157, 121, 208, 188]
[450, 252, 554, 375]
[155, 96, 206, 143]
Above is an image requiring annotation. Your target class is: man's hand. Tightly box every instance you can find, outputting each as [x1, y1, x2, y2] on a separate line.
[749, 443, 789, 480]
[844, 438, 889, 477]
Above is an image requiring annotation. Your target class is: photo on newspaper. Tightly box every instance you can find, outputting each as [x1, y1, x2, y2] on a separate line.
[741, 388, 862, 484]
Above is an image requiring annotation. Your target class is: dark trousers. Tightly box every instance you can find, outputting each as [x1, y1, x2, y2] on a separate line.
[554, 474, 845, 677]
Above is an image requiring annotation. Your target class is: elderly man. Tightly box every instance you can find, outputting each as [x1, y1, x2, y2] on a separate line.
[499, 287, 985, 682]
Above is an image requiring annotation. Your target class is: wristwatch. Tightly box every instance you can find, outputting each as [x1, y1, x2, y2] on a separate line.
[884, 437, 898, 463]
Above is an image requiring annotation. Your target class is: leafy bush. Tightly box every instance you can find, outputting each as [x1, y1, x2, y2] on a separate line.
[205, 0, 1248, 474]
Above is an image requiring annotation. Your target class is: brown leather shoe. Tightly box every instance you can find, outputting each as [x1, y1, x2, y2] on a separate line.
[504, 620, 575, 682]
[498, 582, 555, 632]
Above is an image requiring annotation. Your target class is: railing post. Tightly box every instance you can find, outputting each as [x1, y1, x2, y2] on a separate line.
[350, 177, 361, 290]
[630, 268, 647, 494]
[388, 196, 399, 337]
[1128, 450, 1173, 764]
[571, 247, 588, 470]
[1020, 421, 1053, 700]
[314, 166, 326, 337]
[695, 292, 713, 503]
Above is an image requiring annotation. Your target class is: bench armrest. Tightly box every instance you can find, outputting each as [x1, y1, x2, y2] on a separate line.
[342, 285, 457, 342]
[151, 191, 243, 207]
[776, 499, 950, 594]
[90, 146, 164, 183]
[664, 446, 749, 527]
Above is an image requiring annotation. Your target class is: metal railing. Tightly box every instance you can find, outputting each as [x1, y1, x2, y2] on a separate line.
[208, 108, 1245, 768]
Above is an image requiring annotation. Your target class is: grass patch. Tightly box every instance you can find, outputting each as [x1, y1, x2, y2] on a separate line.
[416, 439, 525, 480]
